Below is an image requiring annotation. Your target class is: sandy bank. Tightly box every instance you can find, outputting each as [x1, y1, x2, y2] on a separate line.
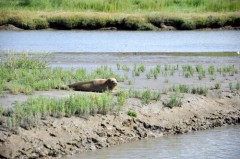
[0, 90, 239, 158]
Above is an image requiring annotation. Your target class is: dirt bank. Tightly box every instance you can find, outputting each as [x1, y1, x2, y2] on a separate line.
[0, 90, 239, 159]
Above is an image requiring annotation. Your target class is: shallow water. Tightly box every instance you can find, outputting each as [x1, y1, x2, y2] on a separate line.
[0, 30, 239, 52]
[67, 125, 240, 159]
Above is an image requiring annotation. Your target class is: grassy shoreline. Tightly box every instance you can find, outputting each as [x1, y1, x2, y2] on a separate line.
[1, 0, 239, 30]
[0, 11, 240, 30]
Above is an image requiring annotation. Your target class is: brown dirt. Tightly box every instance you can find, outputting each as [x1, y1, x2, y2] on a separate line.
[0, 24, 23, 31]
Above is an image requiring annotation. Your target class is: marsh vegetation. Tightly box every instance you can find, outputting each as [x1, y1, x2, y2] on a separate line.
[0, 0, 239, 30]
[0, 53, 239, 132]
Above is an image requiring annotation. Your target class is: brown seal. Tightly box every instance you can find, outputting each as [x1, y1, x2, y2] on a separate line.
[68, 78, 117, 92]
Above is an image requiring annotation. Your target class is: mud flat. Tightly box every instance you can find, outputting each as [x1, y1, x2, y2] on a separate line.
[0, 91, 240, 158]
[0, 53, 240, 158]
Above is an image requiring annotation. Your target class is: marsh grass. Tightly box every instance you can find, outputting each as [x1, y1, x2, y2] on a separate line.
[217, 65, 237, 76]
[172, 84, 189, 93]
[128, 89, 161, 104]
[164, 93, 182, 108]
[214, 82, 221, 89]
[191, 86, 208, 96]
[229, 82, 233, 92]
[117, 91, 128, 107]
[1, 6, 240, 31]
[127, 110, 137, 117]
[236, 81, 240, 91]
[182, 65, 195, 78]
[2, 93, 117, 130]
[0, 53, 125, 95]
[1, 0, 239, 13]
[208, 65, 215, 75]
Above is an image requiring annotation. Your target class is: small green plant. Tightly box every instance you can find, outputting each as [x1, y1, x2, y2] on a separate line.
[229, 82, 233, 91]
[191, 86, 208, 96]
[164, 94, 182, 108]
[172, 84, 189, 93]
[155, 65, 161, 73]
[153, 69, 158, 79]
[122, 64, 130, 72]
[236, 81, 240, 91]
[146, 71, 152, 79]
[210, 76, 215, 81]
[138, 64, 146, 73]
[208, 65, 215, 75]
[214, 82, 221, 89]
[196, 65, 203, 73]
[128, 79, 133, 85]
[127, 110, 137, 117]
[142, 89, 151, 104]
[128, 89, 160, 104]
[182, 65, 194, 78]
[117, 63, 121, 70]
[0, 105, 3, 119]
[117, 91, 129, 107]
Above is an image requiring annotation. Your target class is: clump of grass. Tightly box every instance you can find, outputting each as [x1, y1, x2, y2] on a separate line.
[153, 69, 159, 80]
[0, 105, 3, 119]
[208, 65, 215, 75]
[196, 65, 206, 80]
[3, 53, 48, 69]
[138, 64, 146, 73]
[128, 79, 133, 85]
[3, 93, 118, 130]
[236, 81, 240, 91]
[128, 89, 161, 104]
[127, 110, 137, 117]
[146, 71, 152, 79]
[210, 76, 215, 81]
[164, 94, 182, 108]
[117, 63, 121, 70]
[229, 82, 233, 91]
[191, 86, 208, 96]
[117, 90, 129, 107]
[122, 64, 130, 72]
[172, 84, 189, 93]
[142, 89, 151, 105]
[4, 83, 34, 95]
[182, 65, 194, 78]
[214, 82, 221, 89]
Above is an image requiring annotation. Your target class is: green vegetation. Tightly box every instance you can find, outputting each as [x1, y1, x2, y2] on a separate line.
[208, 65, 215, 75]
[191, 86, 208, 96]
[229, 82, 233, 91]
[0, 54, 125, 95]
[164, 94, 182, 108]
[1, 53, 239, 130]
[172, 84, 189, 93]
[236, 81, 240, 91]
[214, 82, 221, 89]
[0, 0, 240, 30]
[3, 93, 117, 130]
[182, 65, 195, 78]
[117, 90, 128, 107]
[1, 0, 239, 12]
[127, 110, 137, 117]
[128, 89, 161, 104]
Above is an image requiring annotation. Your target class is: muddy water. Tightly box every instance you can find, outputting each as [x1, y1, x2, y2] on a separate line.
[67, 125, 240, 159]
[0, 30, 240, 52]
